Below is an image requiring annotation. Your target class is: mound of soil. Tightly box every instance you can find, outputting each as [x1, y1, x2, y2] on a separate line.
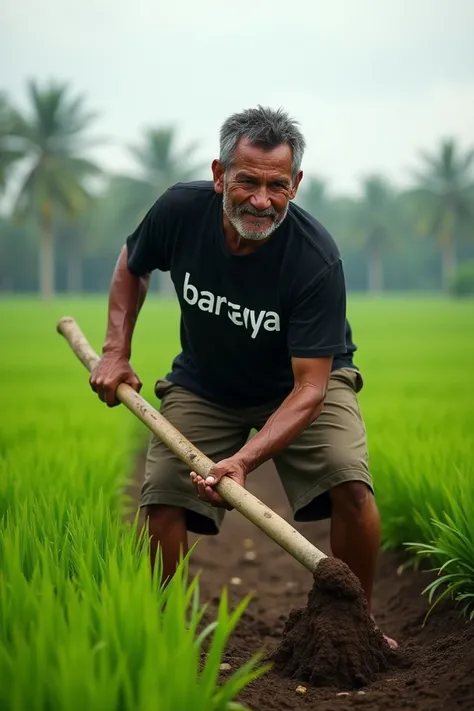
[269, 557, 404, 688]
[129, 456, 474, 710]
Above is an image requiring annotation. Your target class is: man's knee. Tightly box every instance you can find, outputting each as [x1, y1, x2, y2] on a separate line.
[145, 504, 185, 527]
[329, 480, 375, 516]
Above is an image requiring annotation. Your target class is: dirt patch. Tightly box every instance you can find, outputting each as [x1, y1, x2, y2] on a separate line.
[268, 557, 404, 689]
[131, 454, 474, 710]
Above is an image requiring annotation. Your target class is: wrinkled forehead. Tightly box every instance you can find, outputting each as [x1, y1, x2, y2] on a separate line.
[228, 137, 293, 177]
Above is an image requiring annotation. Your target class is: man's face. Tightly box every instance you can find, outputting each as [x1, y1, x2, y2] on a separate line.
[212, 137, 303, 241]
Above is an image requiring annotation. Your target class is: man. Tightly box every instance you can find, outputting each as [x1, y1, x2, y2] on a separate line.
[90, 105, 397, 649]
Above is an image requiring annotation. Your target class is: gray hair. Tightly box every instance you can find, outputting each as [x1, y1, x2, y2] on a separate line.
[219, 105, 306, 181]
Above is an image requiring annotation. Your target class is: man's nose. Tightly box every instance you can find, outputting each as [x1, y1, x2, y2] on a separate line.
[249, 188, 271, 211]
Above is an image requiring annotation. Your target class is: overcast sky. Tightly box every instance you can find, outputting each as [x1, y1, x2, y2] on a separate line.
[2, 0, 474, 195]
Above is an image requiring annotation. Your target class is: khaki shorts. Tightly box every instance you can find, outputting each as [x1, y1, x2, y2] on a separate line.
[140, 367, 373, 535]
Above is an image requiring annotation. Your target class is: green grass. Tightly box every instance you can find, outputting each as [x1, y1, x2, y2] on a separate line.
[347, 296, 474, 619]
[0, 296, 268, 711]
[0, 293, 473, 707]
[349, 297, 474, 543]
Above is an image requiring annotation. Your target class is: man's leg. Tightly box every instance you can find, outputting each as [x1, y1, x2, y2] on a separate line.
[327, 481, 397, 648]
[146, 504, 189, 581]
[268, 367, 398, 649]
[140, 378, 249, 586]
[329, 481, 381, 611]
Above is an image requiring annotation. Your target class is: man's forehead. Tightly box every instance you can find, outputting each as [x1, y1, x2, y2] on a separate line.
[232, 137, 293, 172]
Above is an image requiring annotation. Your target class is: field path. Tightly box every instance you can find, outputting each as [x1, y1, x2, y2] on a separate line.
[129, 455, 474, 711]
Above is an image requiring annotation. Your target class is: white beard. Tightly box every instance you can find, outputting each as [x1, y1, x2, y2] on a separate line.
[222, 182, 288, 241]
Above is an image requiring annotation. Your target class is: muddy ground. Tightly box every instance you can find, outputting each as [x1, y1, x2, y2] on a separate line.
[128, 457, 474, 711]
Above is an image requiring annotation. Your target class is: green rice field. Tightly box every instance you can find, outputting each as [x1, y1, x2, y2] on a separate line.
[1, 295, 473, 709]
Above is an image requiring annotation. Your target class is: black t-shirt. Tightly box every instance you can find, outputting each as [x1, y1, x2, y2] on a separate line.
[126, 180, 357, 408]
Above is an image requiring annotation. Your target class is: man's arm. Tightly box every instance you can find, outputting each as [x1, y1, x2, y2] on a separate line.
[190, 356, 332, 507]
[90, 189, 174, 406]
[234, 355, 332, 473]
[102, 245, 150, 360]
[89, 245, 150, 406]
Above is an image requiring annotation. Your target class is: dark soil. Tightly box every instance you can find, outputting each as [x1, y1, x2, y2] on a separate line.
[268, 557, 404, 689]
[128, 456, 474, 711]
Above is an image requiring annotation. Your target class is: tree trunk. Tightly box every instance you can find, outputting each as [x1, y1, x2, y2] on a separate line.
[39, 217, 54, 302]
[368, 249, 384, 293]
[441, 242, 457, 291]
[66, 245, 82, 294]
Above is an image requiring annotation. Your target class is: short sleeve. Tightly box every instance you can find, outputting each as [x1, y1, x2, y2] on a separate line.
[288, 259, 347, 358]
[125, 190, 174, 276]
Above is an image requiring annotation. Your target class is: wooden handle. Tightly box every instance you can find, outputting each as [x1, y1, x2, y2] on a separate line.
[56, 315, 327, 574]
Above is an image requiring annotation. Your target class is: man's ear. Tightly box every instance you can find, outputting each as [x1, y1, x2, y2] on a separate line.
[212, 159, 225, 194]
[289, 170, 303, 200]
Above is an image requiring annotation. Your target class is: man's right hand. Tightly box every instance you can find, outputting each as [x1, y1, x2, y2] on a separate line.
[89, 352, 142, 407]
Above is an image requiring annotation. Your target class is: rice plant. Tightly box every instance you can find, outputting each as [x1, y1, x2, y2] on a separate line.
[0, 298, 270, 710]
[404, 479, 474, 621]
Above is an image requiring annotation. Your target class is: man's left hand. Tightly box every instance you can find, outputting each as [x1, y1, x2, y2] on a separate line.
[190, 456, 247, 509]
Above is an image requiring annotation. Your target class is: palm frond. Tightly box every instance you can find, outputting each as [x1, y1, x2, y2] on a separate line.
[127, 125, 205, 192]
[407, 137, 474, 247]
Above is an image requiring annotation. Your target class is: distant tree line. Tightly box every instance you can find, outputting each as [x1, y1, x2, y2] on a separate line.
[1, 79, 474, 301]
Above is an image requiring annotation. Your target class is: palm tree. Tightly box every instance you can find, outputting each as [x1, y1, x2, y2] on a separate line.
[0, 93, 23, 195]
[114, 126, 205, 216]
[408, 138, 474, 290]
[112, 126, 205, 295]
[353, 175, 401, 293]
[8, 79, 102, 300]
[296, 175, 334, 228]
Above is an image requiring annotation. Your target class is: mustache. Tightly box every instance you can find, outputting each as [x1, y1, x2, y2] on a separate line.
[236, 204, 277, 218]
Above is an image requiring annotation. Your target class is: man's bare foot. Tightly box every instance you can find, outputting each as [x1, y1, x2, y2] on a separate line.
[383, 632, 398, 649]
[371, 614, 398, 649]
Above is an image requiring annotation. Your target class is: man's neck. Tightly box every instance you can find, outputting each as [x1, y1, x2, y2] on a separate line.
[223, 214, 271, 255]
